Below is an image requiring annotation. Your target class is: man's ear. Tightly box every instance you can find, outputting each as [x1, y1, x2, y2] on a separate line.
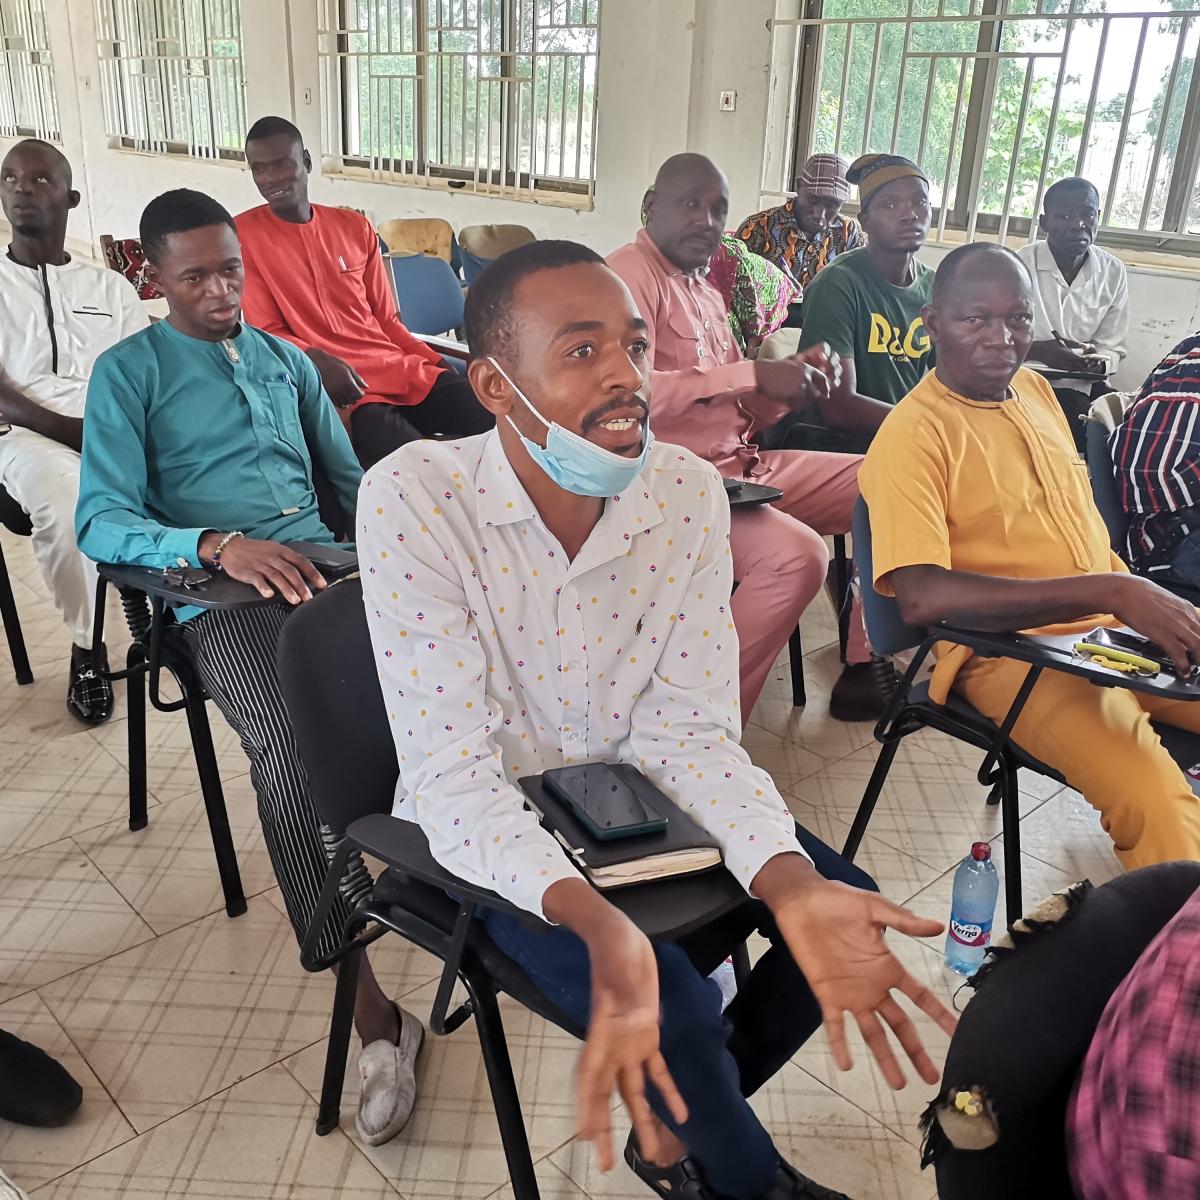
[144, 258, 161, 290]
[66, 188, 80, 212]
[641, 187, 656, 224]
[920, 302, 939, 345]
[302, 148, 312, 174]
[466, 357, 513, 419]
[1037, 212, 1048, 237]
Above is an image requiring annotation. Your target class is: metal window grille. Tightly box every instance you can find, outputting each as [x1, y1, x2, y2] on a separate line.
[0, 0, 58, 141]
[769, 0, 1200, 253]
[318, 0, 601, 203]
[95, 0, 247, 162]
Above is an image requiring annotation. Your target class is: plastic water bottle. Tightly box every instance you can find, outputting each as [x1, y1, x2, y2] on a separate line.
[944, 842, 999, 975]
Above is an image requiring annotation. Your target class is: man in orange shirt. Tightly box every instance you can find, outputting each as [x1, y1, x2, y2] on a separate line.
[236, 117, 492, 468]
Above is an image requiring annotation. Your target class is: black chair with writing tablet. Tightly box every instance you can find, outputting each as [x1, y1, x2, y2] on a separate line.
[275, 578, 749, 1200]
[88, 542, 359, 922]
[846, 497, 1200, 927]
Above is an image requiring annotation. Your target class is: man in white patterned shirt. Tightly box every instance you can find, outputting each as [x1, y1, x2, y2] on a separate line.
[359, 241, 956, 1200]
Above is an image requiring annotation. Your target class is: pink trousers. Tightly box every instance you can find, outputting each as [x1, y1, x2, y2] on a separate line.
[729, 449, 867, 717]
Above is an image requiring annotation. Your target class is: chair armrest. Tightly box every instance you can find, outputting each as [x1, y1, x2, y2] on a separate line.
[97, 562, 272, 610]
[346, 814, 534, 921]
[421, 333, 469, 361]
[347, 813, 749, 940]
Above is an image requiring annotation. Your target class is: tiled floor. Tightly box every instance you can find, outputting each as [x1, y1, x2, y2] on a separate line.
[0, 530, 1121, 1199]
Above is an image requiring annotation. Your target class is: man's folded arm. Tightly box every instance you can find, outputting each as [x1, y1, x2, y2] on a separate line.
[625, 479, 809, 892]
[358, 467, 581, 919]
[75, 354, 208, 567]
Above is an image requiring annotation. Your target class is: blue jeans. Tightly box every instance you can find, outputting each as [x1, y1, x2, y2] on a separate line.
[480, 824, 878, 1199]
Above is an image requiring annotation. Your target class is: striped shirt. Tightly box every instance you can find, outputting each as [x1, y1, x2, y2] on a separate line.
[1110, 332, 1200, 565]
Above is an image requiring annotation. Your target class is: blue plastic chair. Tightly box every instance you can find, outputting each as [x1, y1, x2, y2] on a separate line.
[386, 253, 466, 337]
[461, 248, 492, 285]
[1084, 419, 1128, 552]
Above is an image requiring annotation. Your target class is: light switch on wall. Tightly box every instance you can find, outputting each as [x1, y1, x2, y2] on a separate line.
[719, 90, 736, 111]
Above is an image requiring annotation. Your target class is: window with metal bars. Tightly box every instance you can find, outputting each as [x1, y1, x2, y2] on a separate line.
[94, 0, 247, 162]
[770, 0, 1200, 255]
[319, 0, 601, 203]
[0, 0, 58, 141]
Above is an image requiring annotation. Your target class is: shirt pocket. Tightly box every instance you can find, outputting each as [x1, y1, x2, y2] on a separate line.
[264, 379, 308, 458]
[664, 303, 706, 368]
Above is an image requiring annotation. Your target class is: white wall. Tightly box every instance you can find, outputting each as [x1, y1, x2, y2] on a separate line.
[8, 0, 1200, 389]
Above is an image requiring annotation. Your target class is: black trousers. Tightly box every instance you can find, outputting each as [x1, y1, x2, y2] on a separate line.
[350, 368, 495, 470]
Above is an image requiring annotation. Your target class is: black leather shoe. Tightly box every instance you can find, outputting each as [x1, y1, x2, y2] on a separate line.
[757, 1161, 852, 1200]
[624, 1133, 720, 1198]
[828, 661, 887, 723]
[67, 644, 113, 725]
[0, 1029, 82, 1127]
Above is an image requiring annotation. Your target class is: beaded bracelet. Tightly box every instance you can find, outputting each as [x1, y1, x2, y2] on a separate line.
[210, 530, 244, 573]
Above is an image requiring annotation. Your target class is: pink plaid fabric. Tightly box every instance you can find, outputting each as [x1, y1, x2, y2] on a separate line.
[1067, 887, 1200, 1198]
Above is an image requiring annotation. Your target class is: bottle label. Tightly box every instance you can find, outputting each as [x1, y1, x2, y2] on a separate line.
[949, 917, 992, 948]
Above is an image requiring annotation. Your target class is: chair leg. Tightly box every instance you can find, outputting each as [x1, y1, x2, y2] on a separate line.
[1000, 761, 1023, 928]
[183, 688, 247, 918]
[316, 942, 362, 1136]
[841, 737, 901, 860]
[472, 981, 541, 1200]
[0, 542, 32, 686]
[788, 627, 806, 708]
[833, 534, 850, 664]
[127, 645, 149, 832]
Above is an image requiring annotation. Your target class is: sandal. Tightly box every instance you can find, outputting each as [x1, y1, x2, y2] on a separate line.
[624, 1132, 719, 1198]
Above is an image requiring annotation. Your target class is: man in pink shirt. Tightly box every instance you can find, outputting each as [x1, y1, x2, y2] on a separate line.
[608, 154, 888, 721]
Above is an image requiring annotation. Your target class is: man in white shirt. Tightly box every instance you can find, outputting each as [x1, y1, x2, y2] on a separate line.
[0, 139, 148, 721]
[1017, 176, 1129, 447]
[359, 241, 956, 1200]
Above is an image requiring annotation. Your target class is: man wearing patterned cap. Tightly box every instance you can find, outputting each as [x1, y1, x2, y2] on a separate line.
[735, 153, 865, 303]
[799, 153, 935, 429]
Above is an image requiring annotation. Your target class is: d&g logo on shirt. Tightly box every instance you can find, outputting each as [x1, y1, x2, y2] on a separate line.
[867, 313, 930, 361]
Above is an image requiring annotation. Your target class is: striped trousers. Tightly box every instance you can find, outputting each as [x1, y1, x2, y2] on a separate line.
[182, 603, 353, 961]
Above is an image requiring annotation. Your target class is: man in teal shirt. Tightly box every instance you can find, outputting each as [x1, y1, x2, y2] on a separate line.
[76, 189, 425, 1150]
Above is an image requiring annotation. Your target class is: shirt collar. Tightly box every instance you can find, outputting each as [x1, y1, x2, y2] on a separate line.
[472, 428, 665, 566]
[1034, 238, 1093, 285]
[929, 367, 1014, 410]
[634, 227, 711, 281]
[474, 429, 538, 528]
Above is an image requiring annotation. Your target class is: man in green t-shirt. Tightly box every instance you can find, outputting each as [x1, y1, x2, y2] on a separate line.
[799, 154, 934, 435]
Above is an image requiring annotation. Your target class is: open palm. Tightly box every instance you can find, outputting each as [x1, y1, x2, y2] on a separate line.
[774, 881, 959, 1088]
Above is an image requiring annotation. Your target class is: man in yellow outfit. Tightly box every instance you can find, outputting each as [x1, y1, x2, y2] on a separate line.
[861, 241, 1200, 869]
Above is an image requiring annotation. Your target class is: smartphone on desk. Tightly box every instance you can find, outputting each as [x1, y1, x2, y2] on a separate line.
[543, 764, 668, 841]
[287, 540, 358, 580]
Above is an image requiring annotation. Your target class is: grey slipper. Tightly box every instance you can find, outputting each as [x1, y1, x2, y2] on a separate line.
[355, 1005, 426, 1147]
[0, 1166, 30, 1200]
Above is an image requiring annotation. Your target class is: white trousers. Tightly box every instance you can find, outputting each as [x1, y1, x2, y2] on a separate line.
[0, 427, 95, 648]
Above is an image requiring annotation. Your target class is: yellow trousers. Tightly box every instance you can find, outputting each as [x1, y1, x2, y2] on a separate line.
[956, 655, 1200, 869]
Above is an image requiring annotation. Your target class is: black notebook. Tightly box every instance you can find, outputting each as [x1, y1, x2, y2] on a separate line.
[518, 765, 722, 890]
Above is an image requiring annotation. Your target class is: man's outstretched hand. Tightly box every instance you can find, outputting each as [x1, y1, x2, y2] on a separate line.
[755, 859, 958, 1089]
[542, 878, 689, 1174]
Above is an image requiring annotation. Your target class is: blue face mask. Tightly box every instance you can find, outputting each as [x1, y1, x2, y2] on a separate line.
[489, 357, 653, 498]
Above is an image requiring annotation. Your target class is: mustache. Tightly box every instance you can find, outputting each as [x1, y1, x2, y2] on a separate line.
[581, 395, 650, 431]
